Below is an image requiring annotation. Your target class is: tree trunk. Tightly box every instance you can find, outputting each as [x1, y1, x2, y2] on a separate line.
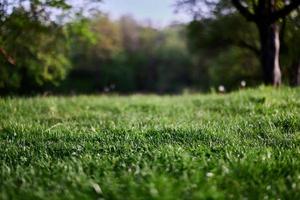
[258, 23, 282, 86]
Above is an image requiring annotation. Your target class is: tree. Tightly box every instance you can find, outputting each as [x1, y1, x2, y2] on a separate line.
[177, 0, 300, 85]
[0, 0, 71, 93]
[231, 0, 300, 85]
[0, 8, 71, 93]
[0, 0, 101, 94]
[186, 15, 261, 90]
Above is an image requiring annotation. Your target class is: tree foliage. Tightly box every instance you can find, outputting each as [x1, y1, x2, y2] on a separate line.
[60, 14, 196, 93]
[177, 0, 300, 87]
[0, 0, 100, 94]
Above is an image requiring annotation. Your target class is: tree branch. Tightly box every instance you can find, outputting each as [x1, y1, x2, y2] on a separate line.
[231, 0, 256, 21]
[271, 0, 300, 23]
[0, 47, 16, 65]
[237, 40, 260, 56]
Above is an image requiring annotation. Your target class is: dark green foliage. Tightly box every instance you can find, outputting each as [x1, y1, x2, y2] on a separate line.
[1, 87, 300, 199]
[0, 0, 73, 94]
[186, 14, 262, 90]
[0, 0, 100, 95]
[61, 15, 196, 94]
[179, 0, 300, 87]
[1, 0, 300, 94]
[281, 12, 300, 85]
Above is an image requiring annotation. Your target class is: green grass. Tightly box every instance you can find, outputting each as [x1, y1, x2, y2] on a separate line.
[1, 87, 300, 200]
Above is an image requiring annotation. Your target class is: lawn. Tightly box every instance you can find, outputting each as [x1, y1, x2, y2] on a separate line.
[1, 87, 300, 199]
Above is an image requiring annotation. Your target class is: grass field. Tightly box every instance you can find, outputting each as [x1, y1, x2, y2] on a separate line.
[1, 87, 300, 199]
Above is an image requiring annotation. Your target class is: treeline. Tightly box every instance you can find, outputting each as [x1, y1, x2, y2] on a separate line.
[60, 15, 198, 94]
[0, 12, 257, 94]
[0, 10, 200, 94]
[1, 1, 299, 95]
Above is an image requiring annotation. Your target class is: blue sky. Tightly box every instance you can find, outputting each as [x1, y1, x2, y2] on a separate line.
[99, 0, 191, 27]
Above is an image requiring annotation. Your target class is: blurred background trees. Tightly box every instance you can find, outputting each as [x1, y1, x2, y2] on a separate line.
[57, 13, 195, 94]
[0, 0, 72, 94]
[177, 0, 300, 87]
[0, 0, 299, 95]
[283, 9, 300, 86]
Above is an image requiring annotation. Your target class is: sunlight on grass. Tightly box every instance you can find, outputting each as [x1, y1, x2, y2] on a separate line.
[1, 87, 300, 199]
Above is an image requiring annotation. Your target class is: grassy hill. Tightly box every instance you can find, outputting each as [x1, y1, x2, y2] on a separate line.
[1, 87, 300, 199]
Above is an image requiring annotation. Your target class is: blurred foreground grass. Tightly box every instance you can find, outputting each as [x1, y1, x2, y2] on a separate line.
[1, 87, 300, 199]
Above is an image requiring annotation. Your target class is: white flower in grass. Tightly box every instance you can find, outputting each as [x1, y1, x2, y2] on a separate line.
[206, 172, 214, 177]
[241, 80, 246, 88]
[218, 85, 225, 93]
[91, 181, 102, 194]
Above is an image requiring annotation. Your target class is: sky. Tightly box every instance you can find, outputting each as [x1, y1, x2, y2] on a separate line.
[99, 0, 192, 27]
